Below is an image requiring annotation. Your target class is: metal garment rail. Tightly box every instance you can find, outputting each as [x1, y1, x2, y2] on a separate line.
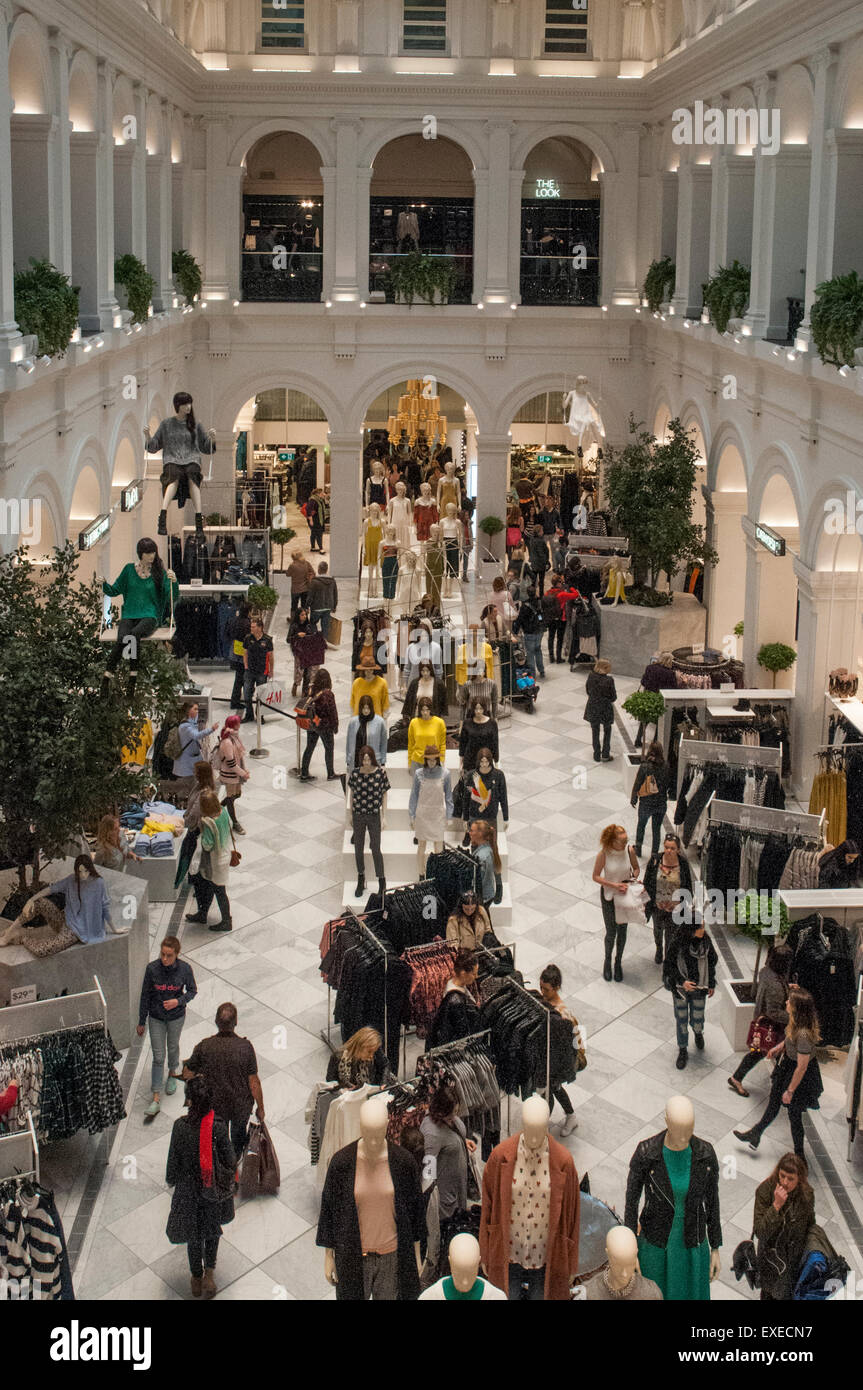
[0, 976, 107, 1045]
[0, 1110, 39, 1184]
[400, 939, 457, 1079]
[475, 945, 550, 1134]
[676, 737, 782, 798]
[705, 797, 824, 842]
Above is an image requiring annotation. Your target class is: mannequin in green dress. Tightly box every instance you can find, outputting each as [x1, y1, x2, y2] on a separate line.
[624, 1096, 721, 1301]
[425, 522, 445, 610]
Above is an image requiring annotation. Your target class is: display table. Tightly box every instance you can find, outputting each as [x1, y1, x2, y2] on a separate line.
[131, 838, 183, 903]
[0, 861, 149, 1049]
[593, 593, 706, 678]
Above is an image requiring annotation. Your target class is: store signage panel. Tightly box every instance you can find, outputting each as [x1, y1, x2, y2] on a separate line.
[120, 480, 143, 512]
[755, 524, 785, 557]
[79, 514, 111, 550]
[535, 179, 561, 198]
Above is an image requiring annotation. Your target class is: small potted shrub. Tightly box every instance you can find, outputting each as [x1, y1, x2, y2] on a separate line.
[810, 270, 863, 369]
[622, 691, 666, 786]
[172, 248, 203, 307]
[247, 583, 278, 632]
[703, 260, 750, 334]
[114, 253, 155, 324]
[270, 527, 297, 572]
[722, 893, 790, 1050]
[13, 259, 80, 357]
[478, 515, 504, 562]
[390, 250, 457, 306]
[643, 256, 676, 313]
[757, 641, 797, 688]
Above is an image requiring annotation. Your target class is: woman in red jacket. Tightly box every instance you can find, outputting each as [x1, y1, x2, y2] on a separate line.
[299, 668, 339, 782]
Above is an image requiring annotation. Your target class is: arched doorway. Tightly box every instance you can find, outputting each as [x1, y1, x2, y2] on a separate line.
[231, 387, 331, 541]
[68, 461, 109, 578]
[520, 137, 600, 305]
[241, 132, 324, 302]
[706, 440, 748, 654]
[748, 471, 800, 690]
[369, 135, 474, 304]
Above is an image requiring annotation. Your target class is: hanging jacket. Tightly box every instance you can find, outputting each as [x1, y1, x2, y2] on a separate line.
[624, 1131, 722, 1252]
[316, 1141, 424, 1301]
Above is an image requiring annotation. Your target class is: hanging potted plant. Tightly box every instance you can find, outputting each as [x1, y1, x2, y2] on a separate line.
[114, 253, 155, 324]
[702, 260, 750, 334]
[643, 256, 676, 313]
[757, 641, 797, 688]
[809, 270, 863, 368]
[247, 582, 278, 633]
[390, 250, 457, 306]
[172, 248, 203, 307]
[13, 259, 80, 357]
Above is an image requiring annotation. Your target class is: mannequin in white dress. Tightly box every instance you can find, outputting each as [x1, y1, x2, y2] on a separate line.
[563, 375, 606, 451]
[387, 481, 413, 550]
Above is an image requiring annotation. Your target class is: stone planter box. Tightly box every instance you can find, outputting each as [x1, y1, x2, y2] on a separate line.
[721, 977, 755, 1052]
[593, 592, 706, 678]
[622, 752, 642, 801]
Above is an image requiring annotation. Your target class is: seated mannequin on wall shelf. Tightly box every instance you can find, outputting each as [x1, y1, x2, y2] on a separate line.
[623, 1095, 721, 1302]
[419, 1233, 507, 1301]
[583, 1225, 663, 1301]
[145, 392, 216, 536]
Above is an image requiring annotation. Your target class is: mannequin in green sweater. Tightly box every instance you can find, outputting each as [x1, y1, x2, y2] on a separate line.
[102, 538, 178, 692]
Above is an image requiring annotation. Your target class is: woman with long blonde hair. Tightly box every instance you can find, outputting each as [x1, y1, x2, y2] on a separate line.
[326, 1027, 391, 1088]
[735, 989, 823, 1161]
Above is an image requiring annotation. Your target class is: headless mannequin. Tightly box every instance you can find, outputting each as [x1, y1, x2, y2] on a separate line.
[441, 502, 462, 598]
[365, 461, 390, 510]
[323, 1097, 421, 1291]
[437, 460, 461, 514]
[418, 1233, 507, 1301]
[582, 1225, 663, 1301]
[363, 503, 384, 598]
[666, 1095, 721, 1292]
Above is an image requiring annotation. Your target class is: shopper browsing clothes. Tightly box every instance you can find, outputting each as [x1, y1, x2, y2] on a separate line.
[348, 746, 390, 898]
[663, 919, 718, 1069]
[728, 945, 792, 1098]
[593, 824, 640, 981]
[172, 701, 220, 783]
[752, 1154, 816, 1301]
[468, 819, 501, 917]
[326, 1029, 392, 1088]
[630, 742, 672, 858]
[165, 1076, 236, 1300]
[183, 1002, 264, 1165]
[539, 964, 581, 1136]
[137, 936, 197, 1118]
[446, 888, 491, 951]
[426, 950, 481, 1048]
[734, 989, 824, 1160]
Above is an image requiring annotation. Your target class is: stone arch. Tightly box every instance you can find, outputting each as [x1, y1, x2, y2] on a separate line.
[834, 35, 863, 129]
[351, 363, 491, 437]
[492, 373, 623, 445]
[749, 444, 804, 528]
[108, 411, 144, 486]
[360, 121, 484, 174]
[147, 393, 167, 432]
[8, 13, 52, 116]
[171, 109, 185, 164]
[228, 119, 332, 170]
[706, 421, 752, 494]
[145, 92, 165, 156]
[67, 438, 109, 520]
[68, 50, 98, 133]
[511, 124, 617, 177]
[775, 64, 814, 145]
[211, 370, 345, 439]
[12, 469, 64, 560]
[676, 398, 710, 461]
[803, 477, 863, 571]
[112, 74, 136, 142]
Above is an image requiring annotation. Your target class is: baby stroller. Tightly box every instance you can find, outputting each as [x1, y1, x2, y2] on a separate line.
[511, 639, 539, 714]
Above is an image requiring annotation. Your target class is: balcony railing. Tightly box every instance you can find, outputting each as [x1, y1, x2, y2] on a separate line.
[520, 254, 599, 307]
[241, 251, 323, 302]
[368, 252, 473, 305]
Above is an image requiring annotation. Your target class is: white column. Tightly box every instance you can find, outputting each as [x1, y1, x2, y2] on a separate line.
[704, 490, 747, 652]
[0, 0, 22, 354]
[130, 84, 148, 261]
[147, 103, 174, 311]
[10, 116, 55, 265]
[602, 123, 641, 304]
[320, 166, 336, 301]
[744, 148, 810, 341]
[741, 74, 777, 338]
[479, 120, 512, 305]
[70, 133, 103, 328]
[741, 528, 765, 681]
[225, 165, 243, 302]
[508, 168, 523, 304]
[326, 433, 362, 578]
[202, 115, 229, 299]
[48, 29, 72, 277]
[823, 130, 863, 279]
[670, 157, 712, 317]
[356, 167, 371, 301]
[475, 434, 510, 563]
[791, 561, 837, 797]
[711, 153, 755, 271]
[329, 117, 362, 304]
[96, 61, 119, 326]
[798, 46, 839, 346]
[472, 167, 488, 305]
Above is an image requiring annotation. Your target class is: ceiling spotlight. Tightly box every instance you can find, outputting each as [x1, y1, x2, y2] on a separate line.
[771, 347, 782, 356]
[786, 350, 797, 362]
[82, 343, 92, 352]
[325, 300, 332, 308]
[124, 326, 134, 336]
[232, 299, 240, 307]
[683, 319, 692, 328]
[634, 307, 641, 314]
[360, 301, 366, 308]
[602, 305, 608, 313]
[510, 303, 517, 311]
[477, 303, 484, 310]
[733, 334, 742, 344]
[93, 337, 104, 348]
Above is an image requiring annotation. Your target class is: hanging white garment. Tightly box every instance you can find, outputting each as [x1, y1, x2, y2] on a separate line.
[563, 384, 606, 449]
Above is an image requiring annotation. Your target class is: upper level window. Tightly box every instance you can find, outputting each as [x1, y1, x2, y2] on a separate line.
[402, 0, 447, 54]
[544, 0, 589, 56]
[260, 0, 305, 50]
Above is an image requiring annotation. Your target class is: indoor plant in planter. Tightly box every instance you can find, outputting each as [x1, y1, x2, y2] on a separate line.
[270, 527, 297, 573]
[247, 583, 279, 632]
[721, 892, 790, 1051]
[390, 250, 457, 306]
[622, 691, 666, 785]
[642, 256, 676, 313]
[809, 270, 863, 368]
[604, 415, 718, 604]
[702, 260, 750, 335]
[13, 259, 80, 357]
[478, 515, 504, 562]
[114, 253, 155, 324]
[757, 641, 797, 688]
[172, 248, 203, 307]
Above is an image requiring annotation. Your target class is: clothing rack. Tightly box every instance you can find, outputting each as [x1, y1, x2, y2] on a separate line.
[319, 912, 388, 1053]
[0, 977, 106, 1046]
[676, 738, 782, 797]
[706, 798, 823, 843]
[0, 1110, 39, 1184]
[423, 1028, 492, 1062]
[848, 977, 863, 1160]
[400, 938, 457, 1076]
[480, 960, 552, 1119]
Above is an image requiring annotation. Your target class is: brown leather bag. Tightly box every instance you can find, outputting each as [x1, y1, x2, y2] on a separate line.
[239, 1118, 280, 1197]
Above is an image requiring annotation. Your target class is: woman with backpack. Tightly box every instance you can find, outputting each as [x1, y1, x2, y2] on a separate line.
[299, 668, 339, 782]
[216, 715, 250, 835]
[512, 590, 546, 679]
[168, 702, 219, 784]
[166, 1075, 236, 1300]
[630, 741, 672, 857]
[751, 1154, 816, 1301]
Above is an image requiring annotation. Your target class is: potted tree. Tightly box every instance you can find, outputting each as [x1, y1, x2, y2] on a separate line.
[721, 892, 790, 1050]
[172, 248, 203, 307]
[643, 256, 676, 313]
[13, 259, 80, 357]
[247, 583, 279, 633]
[478, 515, 505, 564]
[270, 527, 297, 573]
[702, 260, 750, 334]
[390, 250, 457, 306]
[604, 416, 718, 604]
[622, 690, 666, 795]
[757, 642, 797, 688]
[114, 253, 155, 324]
[0, 544, 182, 903]
[809, 270, 863, 368]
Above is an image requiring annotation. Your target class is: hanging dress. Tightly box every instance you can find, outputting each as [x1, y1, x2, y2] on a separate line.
[414, 498, 439, 542]
[364, 522, 383, 567]
[389, 495, 413, 550]
[563, 387, 606, 450]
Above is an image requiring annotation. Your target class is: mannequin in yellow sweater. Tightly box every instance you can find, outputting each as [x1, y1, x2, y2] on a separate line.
[350, 666, 390, 717]
[407, 697, 447, 772]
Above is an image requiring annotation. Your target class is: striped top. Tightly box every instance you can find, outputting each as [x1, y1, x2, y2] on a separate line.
[0, 1193, 63, 1299]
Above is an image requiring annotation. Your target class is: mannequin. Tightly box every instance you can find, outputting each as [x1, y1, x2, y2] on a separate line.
[425, 523, 445, 610]
[365, 460, 390, 510]
[379, 524, 401, 608]
[363, 503, 384, 598]
[603, 559, 628, 606]
[101, 537, 178, 692]
[480, 1095, 580, 1301]
[409, 744, 453, 877]
[437, 460, 461, 514]
[318, 1096, 424, 1301]
[624, 1096, 721, 1302]
[563, 375, 606, 451]
[441, 502, 462, 598]
[350, 663, 390, 718]
[419, 1233, 507, 1301]
[146, 392, 216, 536]
[413, 481, 439, 547]
[456, 625, 495, 687]
[387, 481, 413, 550]
[583, 1225, 663, 1301]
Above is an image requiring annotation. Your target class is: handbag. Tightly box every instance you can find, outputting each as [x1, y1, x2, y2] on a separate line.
[240, 1117, 281, 1197]
[451, 776, 466, 820]
[294, 695, 314, 731]
[229, 827, 242, 869]
[613, 881, 649, 925]
[571, 1013, 587, 1073]
[327, 616, 342, 646]
[638, 773, 659, 798]
[200, 1118, 235, 1204]
[746, 1015, 784, 1054]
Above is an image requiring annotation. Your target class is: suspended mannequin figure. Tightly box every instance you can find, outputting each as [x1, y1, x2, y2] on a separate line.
[563, 375, 606, 451]
[387, 480, 413, 551]
[146, 392, 216, 536]
[101, 537, 178, 696]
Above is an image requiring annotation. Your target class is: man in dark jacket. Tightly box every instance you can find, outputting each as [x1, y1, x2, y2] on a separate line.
[307, 561, 338, 641]
[526, 526, 552, 596]
[663, 920, 718, 1069]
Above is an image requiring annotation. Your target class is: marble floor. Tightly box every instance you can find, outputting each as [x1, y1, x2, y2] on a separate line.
[68, 543, 863, 1303]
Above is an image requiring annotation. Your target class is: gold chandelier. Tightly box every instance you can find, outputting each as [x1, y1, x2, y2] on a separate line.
[387, 379, 447, 449]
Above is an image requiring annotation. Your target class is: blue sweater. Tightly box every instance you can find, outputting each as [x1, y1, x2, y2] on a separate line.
[138, 957, 198, 1025]
[173, 718, 208, 777]
[54, 874, 111, 943]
